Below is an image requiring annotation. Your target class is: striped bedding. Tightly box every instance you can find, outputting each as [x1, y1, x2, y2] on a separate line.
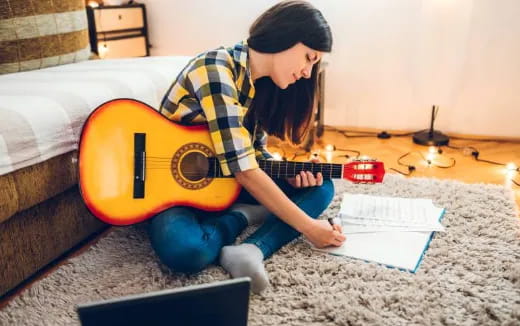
[0, 56, 193, 176]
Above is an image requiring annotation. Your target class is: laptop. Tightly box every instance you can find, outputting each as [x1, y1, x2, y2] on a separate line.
[76, 277, 251, 326]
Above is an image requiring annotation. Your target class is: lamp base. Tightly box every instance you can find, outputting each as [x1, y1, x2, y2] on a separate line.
[413, 130, 450, 146]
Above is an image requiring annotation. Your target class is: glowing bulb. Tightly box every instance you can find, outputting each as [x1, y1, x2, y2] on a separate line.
[426, 152, 435, 161]
[428, 146, 437, 154]
[462, 147, 473, 156]
[324, 144, 335, 152]
[506, 162, 518, 171]
[87, 1, 99, 7]
[98, 43, 109, 58]
[309, 152, 320, 161]
[325, 151, 333, 163]
[272, 152, 282, 161]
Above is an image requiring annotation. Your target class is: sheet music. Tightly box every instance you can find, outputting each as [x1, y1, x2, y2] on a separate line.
[339, 194, 445, 232]
[313, 193, 447, 272]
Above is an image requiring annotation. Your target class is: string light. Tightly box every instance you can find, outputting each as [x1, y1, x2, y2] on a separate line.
[327, 126, 517, 187]
[98, 43, 109, 58]
[324, 144, 335, 162]
[506, 162, 518, 172]
[445, 144, 519, 187]
[268, 127, 518, 188]
[271, 152, 283, 161]
[505, 162, 519, 185]
[309, 152, 320, 161]
[324, 144, 335, 152]
[87, 1, 99, 7]
[426, 146, 445, 165]
[426, 151, 435, 164]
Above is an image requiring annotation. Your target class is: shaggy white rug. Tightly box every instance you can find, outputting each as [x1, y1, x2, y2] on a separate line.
[1, 174, 519, 325]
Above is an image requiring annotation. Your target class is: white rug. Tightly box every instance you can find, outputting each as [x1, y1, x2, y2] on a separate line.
[1, 174, 519, 325]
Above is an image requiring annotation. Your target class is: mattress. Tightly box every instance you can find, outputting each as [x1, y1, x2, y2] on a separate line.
[0, 56, 193, 176]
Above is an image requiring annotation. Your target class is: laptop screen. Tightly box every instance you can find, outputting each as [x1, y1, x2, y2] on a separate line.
[76, 277, 250, 326]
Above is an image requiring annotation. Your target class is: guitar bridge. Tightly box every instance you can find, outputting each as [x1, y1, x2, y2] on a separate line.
[134, 133, 146, 198]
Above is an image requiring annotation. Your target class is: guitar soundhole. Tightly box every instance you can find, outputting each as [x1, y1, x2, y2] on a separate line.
[180, 152, 208, 181]
[171, 143, 213, 190]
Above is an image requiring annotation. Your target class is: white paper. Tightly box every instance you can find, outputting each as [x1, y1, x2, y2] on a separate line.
[342, 223, 444, 234]
[316, 193, 446, 272]
[317, 231, 433, 272]
[339, 194, 444, 231]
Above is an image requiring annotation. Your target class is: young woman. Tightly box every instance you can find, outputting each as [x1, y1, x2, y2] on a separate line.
[149, 0, 346, 293]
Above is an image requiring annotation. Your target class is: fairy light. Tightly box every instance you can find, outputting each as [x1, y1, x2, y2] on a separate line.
[271, 152, 283, 161]
[426, 152, 435, 165]
[324, 144, 335, 152]
[323, 126, 519, 187]
[504, 162, 518, 184]
[324, 144, 335, 162]
[87, 1, 99, 7]
[98, 43, 109, 58]
[506, 162, 518, 172]
[426, 146, 439, 165]
[309, 152, 320, 161]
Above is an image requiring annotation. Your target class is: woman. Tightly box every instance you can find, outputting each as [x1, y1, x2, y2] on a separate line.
[149, 0, 346, 293]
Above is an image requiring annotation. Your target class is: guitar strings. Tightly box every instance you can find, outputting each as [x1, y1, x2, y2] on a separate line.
[143, 157, 345, 167]
[144, 167, 346, 173]
[144, 162, 358, 176]
[144, 163, 345, 170]
[144, 165, 356, 173]
[144, 161, 377, 182]
[137, 156, 378, 178]
[142, 157, 345, 167]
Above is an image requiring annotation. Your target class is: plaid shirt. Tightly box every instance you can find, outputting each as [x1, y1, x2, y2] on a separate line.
[159, 40, 272, 176]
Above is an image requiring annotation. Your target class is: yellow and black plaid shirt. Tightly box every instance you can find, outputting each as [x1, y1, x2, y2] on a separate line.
[159, 40, 272, 176]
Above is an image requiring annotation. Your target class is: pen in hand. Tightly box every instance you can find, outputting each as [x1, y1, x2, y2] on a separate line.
[328, 217, 343, 234]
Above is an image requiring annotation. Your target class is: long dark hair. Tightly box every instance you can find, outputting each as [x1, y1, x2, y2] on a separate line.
[246, 0, 332, 144]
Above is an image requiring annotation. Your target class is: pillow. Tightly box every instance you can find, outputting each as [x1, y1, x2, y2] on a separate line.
[0, 0, 91, 75]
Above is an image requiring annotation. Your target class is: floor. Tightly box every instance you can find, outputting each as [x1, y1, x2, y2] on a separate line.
[268, 127, 520, 207]
[1, 127, 519, 309]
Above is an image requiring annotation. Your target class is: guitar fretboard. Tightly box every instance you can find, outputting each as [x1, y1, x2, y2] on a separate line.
[206, 158, 343, 179]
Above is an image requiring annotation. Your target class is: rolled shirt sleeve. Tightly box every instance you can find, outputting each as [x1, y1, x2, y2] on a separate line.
[187, 58, 258, 176]
[253, 128, 274, 161]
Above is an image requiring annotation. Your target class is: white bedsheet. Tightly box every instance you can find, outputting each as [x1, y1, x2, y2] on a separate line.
[0, 56, 193, 175]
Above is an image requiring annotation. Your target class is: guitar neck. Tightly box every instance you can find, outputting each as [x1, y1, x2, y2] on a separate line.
[207, 158, 343, 179]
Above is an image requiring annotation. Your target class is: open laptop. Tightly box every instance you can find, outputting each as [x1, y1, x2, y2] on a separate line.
[76, 277, 250, 326]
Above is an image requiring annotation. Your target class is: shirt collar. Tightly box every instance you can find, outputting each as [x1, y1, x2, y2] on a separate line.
[233, 39, 253, 81]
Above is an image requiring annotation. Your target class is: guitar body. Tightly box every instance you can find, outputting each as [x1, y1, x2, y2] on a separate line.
[79, 99, 241, 225]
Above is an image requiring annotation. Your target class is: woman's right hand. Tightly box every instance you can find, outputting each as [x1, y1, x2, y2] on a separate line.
[302, 219, 346, 248]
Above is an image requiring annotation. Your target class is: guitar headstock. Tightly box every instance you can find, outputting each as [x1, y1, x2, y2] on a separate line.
[342, 159, 385, 183]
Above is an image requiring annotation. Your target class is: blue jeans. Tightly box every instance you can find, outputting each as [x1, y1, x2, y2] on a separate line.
[148, 178, 335, 274]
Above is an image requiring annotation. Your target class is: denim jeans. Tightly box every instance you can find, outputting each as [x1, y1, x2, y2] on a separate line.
[148, 178, 335, 274]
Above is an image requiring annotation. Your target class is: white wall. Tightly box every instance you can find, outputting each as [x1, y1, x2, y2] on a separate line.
[140, 0, 520, 137]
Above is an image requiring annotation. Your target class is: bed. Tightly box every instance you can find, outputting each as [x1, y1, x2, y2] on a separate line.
[0, 55, 192, 296]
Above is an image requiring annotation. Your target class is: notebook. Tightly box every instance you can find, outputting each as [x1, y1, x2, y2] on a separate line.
[316, 193, 446, 273]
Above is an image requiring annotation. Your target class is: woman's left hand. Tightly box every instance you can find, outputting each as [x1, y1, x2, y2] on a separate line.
[287, 157, 323, 188]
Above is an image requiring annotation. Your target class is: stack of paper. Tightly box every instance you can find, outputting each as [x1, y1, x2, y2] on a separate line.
[340, 194, 445, 233]
[317, 193, 446, 273]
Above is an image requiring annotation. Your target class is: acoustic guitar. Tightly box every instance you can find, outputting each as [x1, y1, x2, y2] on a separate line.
[78, 99, 385, 225]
